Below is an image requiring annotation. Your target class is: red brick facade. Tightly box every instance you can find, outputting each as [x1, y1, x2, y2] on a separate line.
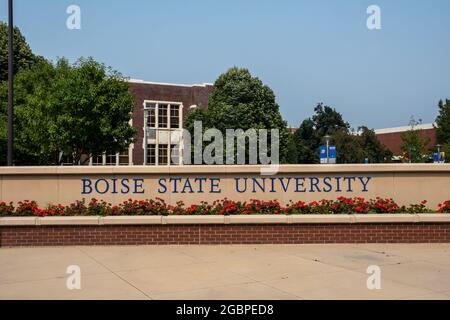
[129, 81, 214, 165]
[376, 128, 437, 156]
[1, 223, 449, 247]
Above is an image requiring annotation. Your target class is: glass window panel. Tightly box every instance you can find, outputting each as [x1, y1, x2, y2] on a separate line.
[118, 150, 129, 165]
[147, 144, 156, 165]
[146, 103, 156, 128]
[170, 105, 180, 128]
[170, 144, 179, 165]
[158, 144, 168, 165]
[158, 104, 168, 128]
[105, 153, 117, 166]
[92, 154, 103, 166]
[147, 129, 156, 140]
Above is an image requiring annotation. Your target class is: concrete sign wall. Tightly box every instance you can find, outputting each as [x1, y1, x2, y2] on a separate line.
[1, 164, 449, 207]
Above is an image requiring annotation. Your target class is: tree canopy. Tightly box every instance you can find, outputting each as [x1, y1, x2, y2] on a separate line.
[185, 67, 296, 164]
[400, 117, 431, 163]
[0, 57, 135, 165]
[0, 22, 44, 82]
[436, 99, 450, 142]
[293, 103, 392, 164]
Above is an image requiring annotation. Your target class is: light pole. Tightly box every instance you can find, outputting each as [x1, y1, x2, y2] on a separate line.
[324, 135, 331, 164]
[7, 0, 14, 166]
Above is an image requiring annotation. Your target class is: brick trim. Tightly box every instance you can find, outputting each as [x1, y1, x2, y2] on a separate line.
[1, 223, 450, 247]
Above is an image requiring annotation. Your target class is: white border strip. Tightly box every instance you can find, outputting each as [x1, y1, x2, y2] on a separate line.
[1, 214, 449, 226]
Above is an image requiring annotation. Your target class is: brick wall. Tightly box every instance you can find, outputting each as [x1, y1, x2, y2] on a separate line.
[376, 128, 437, 156]
[129, 81, 214, 165]
[1, 223, 449, 247]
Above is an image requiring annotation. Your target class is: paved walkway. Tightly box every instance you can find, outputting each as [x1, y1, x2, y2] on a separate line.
[1, 244, 450, 300]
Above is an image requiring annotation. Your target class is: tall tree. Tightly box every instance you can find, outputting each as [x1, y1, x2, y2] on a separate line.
[357, 126, 392, 163]
[294, 103, 349, 163]
[400, 117, 431, 163]
[436, 99, 450, 145]
[0, 57, 135, 165]
[0, 22, 44, 82]
[294, 105, 392, 164]
[185, 67, 294, 164]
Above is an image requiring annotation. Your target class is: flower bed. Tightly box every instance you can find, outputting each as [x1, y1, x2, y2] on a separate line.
[1, 197, 449, 217]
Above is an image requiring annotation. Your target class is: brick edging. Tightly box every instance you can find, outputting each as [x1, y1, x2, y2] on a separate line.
[1, 222, 450, 247]
[1, 214, 450, 226]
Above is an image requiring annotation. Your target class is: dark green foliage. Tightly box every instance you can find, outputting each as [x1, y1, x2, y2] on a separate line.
[0, 58, 135, 165]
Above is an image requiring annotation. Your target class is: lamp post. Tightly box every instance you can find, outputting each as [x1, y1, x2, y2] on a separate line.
[7, 0, 14, 166]
[324, 135, 331, 164]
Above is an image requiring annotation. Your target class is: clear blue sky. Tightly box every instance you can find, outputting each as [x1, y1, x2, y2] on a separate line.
[1, 0, 449, 129]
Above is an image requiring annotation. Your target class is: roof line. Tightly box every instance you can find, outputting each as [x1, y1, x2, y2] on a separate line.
[374, 123, 436, 134]
[127, 79, 213, 88]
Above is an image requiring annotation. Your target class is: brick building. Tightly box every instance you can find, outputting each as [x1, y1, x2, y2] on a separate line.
[88, 80, 214, 166]
[84, 78, 437, 166]
[374, 123, 437, 157]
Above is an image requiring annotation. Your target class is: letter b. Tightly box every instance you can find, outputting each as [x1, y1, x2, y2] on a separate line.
[81, 179, 92, 194]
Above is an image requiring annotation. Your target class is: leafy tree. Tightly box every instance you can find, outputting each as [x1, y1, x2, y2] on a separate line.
[436, 99, 450, 144]
[0, 57, 135, 165]
[357, 126, 392, 163]
[185, 67, 294, 164]
[436, 99, 450, 161]
[293, 103, 349, 163]
[294, 105, 392, 164]
[400, 117, 431, 163]
[0, 22, 44, 82]
[330, 128, 363, 163]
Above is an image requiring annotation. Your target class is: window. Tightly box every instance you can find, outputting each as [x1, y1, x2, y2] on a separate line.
[92, 154, 103, 166]
[119, 150, 129, 165]
[158, 104, 168, 128]
[147, 129, 156, 140]
[158, 144, 168, 165]
[170, 144, 179, 165]
[170, 105, 180, 128]
[147, 144, 156, 165]
[147, 103, 156, 128]
[60, 153, 74, 166]
[144, 101, 183, 165]
[106, 153, 117, 166]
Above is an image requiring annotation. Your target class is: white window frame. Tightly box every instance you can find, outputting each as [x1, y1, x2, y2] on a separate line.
[143, 100, 183, 166]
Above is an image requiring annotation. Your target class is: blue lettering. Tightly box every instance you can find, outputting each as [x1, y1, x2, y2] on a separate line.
[344, 176, 356, 192]
[252, 178, 266, 193]
[181, 178, 194, 194]
[358, 176, 372, 192]
[235, 178, 247, 193]
[158, 178, 167, 194]
[323, 177, 333, 192]
[111, 178, 118, 194]
[279, 177, 292, 192]
[95, 179, 109, 194]
[295, 177, 306, 192]
[194, 177, 207, 193]
[170, 178, 182, 193]
[134, 178, 145, 194]
[309, 177, 321, 192]
[335, 177, 342, 192]
[82, 179, 92, 194]
[210, 178, 221, 193]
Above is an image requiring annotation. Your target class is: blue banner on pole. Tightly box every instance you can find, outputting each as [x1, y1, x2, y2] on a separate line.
[328, 145, 336, 164]
[319, 146, 327, 164]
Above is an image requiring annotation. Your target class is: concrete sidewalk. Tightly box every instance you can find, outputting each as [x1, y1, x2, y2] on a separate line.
[1, 244, 450, 300]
